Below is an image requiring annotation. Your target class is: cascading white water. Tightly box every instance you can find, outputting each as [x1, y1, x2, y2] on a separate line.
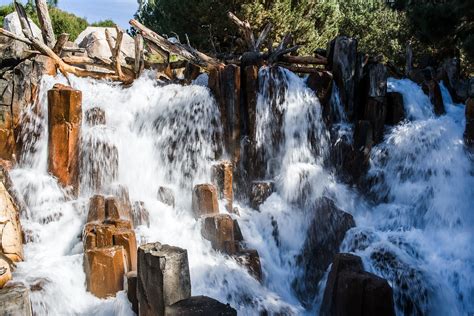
[7, 65, 473, 316]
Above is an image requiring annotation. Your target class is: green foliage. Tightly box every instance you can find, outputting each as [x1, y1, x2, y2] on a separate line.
[91, 19, 115, 27]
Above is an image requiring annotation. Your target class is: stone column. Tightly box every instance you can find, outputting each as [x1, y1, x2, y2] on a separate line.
[137, 242, 191, 316]
[47, 84, 82, 195]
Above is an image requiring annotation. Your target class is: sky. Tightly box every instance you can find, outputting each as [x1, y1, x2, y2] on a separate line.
[0, 0, 139, 30]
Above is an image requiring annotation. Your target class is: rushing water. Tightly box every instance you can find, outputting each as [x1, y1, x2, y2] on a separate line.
[7, 68, 474, 315]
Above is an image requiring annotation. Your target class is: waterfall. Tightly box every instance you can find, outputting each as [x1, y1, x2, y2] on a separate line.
[7, 67, 474, 316]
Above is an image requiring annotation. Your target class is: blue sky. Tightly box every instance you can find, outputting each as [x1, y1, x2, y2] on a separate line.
[0, 0, 139, 29]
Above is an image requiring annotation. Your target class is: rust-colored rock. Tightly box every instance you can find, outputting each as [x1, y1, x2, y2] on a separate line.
[465, 98, 474, 146]
[212, 161, 233, 213]
[0, 255, 12, 288]
[105, 196, 131, 221]
[84, 246, 127, 298]
[234, 249, 263, 282]
[0, 182, 23, 262]
[192, 184, 219, 217]
[47, 84, 82, 195]
[113, 229, 137, 271]
[201, 214, 236, 254]
[86, 194, 106, 223]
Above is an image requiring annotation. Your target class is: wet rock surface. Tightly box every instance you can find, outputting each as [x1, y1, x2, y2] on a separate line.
[0, 283, 33, 316]
[165, 295, 237, 316]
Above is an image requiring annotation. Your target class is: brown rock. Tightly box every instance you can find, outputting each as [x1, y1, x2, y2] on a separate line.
[306, 71, 333, 122]
[85, 107, 106, 126]
[0, 182, 23, 261]
[84, 246, 127, 298]
[137, 242, 191, 316]
[86, 194, 106, 223]
[106, 196, 131, 221]
[422, 80, 445, 116]
[320, 253, 396, 316]
[250, 181, 274, 210]
[0, 283, 33, 316]
[113, 229, 137, 271]
[47, 84, 82, 195]
[367, 63, 387, 98]
[234, 249, 263, 282]
[385, 92, 405, 125]
[243, 65, 259, 143]
[94, 224, 115, 248]
[201, 214, 236, 254]
[233, 220, 244, 242]
[211, 161, 233, 212]
[465, 98, 474, 146]
[165, 296, 237, 316]
[157, 186, 175, 208]
[126, 271, 138, 314]
[0, 255, 12, 288]
[364, 98, 387, 144]
[132, 201, 150, 228]
[192, 184, 219, 218]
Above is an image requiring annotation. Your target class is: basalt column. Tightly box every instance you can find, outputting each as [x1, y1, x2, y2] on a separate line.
[47, 84, 82, 195]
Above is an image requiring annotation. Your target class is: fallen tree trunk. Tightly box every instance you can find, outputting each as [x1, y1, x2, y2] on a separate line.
[53, 33, 69, 54]
[227, 11, 255, 52]
[277, 63, 324, 74]
[35, 0, 56, 47]
[279, 55, 327, 65]
[130, 19, 224, 70]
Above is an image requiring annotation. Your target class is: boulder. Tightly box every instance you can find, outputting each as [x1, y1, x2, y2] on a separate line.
[0, 283, 32, 316]
[126, 271, 138, 314]
[367, 63, 387, 98]
[137, 242, 191, 316]
[47, 84, 82, 195]
[192, 184, 219, 218]
[320, 253, 395, 316]
[293, 197, 355, 306]
[84, 246, 127, 298]
[157, 186, 175, 208]
[201, 214, 237, 254]
[85, 107, 106, 126]
[464, 98, 474, 146]
[385, 92, 405, 125]
[364, 98, 387, 144]
[0, 182, 23, 262]
[233, 220, 244, 242]
[165, 296, 237, 316]
[211, 161, 233, 212]
[86, 195, 106, 223]
[132, 201, 150, 228]
[421, 80, 445, 116]
[233, 249, 263, 282]
[328, 36, 358, 118]
[306, 71, 333, 122]
[250, 181, 274, 210]
[2, 12, 42, 60]
[437, 57, 462, 102]
[75, 27, 135, 60]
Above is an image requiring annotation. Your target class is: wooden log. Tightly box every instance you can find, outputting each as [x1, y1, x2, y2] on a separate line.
[35, 0, 56, 47]
[61, 47, 86, 54]
[113, 26, 124, 79]
[255, 23, 272, 51]
[105, 28, 115, 53]
[279, 55, 328, 65]
[0, 27, 32, 45]
[14, 2, 35, 39]
[130, 19, 224, 70]
[53, 33, 69, 54]
[268, 45, 300, 63]
[134, 34, 144, 77]
[227, 12, 256, 52]
[277, 63, 324, 74]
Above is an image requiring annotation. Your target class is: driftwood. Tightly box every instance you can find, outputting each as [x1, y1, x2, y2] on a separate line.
[228, 12, 256, 52]
[279, 55, 327, 65]
[255, 23, 272, 51]
[134, 33, 145, 77]
[0, 27, 32, 45]
[277, 63, 324, 74]
[130, 19, 224, 70]
[53, 33, 69, 54]
[35, 0, 55, 47]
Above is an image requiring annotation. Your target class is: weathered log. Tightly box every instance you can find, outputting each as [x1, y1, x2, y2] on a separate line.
[61, 47, 86, 53]
[105, 28, 115, 53]
[35, 0, 56, 47]
[277, 63, 324, 74]
[255, 23, 272, 51]
[130, 19, 224, 70]
[0, 27, 32, 45]
[227, 12, 256, 51]
[113, 26, 124, 79]
[279, 55, 328, 65]
[134, 33, 144, 77]
[53, 33, 69, 54]
[14, 2, 35, 39]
